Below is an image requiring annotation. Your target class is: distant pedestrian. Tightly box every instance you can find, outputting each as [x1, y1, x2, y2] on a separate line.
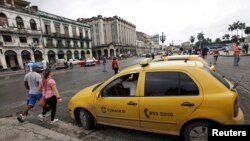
[225, 46, 230, 56]
[233, 42, 241, 66]
[151, 53, 155, 60]
[27, 61, 33, 72]
[102, 55, 107, 72]
[17, 63, 42, 123]
[201, 47, 209, 59]
[68, 58, 73, 69]
[211, 47, 221, 65]
[245, 43, 249, 54]
[112, 57, 119, 74]
[38, 69, 62, 124]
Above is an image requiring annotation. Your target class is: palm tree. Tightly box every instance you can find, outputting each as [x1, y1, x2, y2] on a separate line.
[239, 22, 246, 38]
[215, 38, 221, 43]
[190, 36, 195, 44]
[228, 24, 234, 36]
[233, 21, 240, 36]
[245, 26, 250, 37]
[197, 32, 205, 48]
[222, 34, 230, 41]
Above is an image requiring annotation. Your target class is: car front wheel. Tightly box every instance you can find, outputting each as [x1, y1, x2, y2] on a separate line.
[182, 121, 211, 141]
[78, 109, 95, 130]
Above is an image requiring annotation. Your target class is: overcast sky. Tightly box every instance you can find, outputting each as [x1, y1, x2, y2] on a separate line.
[29, 0, 250, 45]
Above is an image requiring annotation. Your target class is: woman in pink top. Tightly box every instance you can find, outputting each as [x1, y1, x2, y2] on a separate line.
[38, 69, 62, 124]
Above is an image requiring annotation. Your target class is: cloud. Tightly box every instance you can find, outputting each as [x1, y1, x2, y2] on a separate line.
[28, 0, 250, 44]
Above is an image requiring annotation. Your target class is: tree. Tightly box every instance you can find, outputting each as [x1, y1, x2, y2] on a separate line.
[215, 38, 221, 43]
[239, 22, 246, 38]
[197, 32, 205, 48]
[245, 26, 250, 37]
[222, 34, 230, 41]
[231, 35, 239, 43]
[190, 36, 195, 44]
[232, 21, 240, 36]
[228, 24, 234, 36]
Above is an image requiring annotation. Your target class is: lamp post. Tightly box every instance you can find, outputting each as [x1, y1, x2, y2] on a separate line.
[160, 32, 166, 51]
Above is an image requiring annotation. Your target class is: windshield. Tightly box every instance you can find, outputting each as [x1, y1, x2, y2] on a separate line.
[204, 67, 230, 89]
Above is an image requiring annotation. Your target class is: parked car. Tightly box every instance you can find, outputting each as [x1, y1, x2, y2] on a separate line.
[68, 59, 244, 141]
[85, 57, 96, 66]
[54, 59, 68, 69]
[32, 62, 44, 73]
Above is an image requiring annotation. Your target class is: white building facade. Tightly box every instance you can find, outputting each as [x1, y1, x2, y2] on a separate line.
[77, 15, 136, 59]
[39, 11, 92, 64]
[0, 0, 42, 70]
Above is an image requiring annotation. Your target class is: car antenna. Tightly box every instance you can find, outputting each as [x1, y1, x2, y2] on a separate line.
[231, 75, 244, 90]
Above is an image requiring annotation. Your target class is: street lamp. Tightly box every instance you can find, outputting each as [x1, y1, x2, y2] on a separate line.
[160, 32, 166, 51]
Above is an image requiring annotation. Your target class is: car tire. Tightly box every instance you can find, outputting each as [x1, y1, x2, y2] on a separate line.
[182, 121, 211, 141]
[78, 109, 95, 130]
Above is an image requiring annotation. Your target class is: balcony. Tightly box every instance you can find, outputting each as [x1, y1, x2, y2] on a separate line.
[0, 26, 41, 36]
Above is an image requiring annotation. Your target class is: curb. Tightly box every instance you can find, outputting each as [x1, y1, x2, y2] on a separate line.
[0, 117, 82, 141]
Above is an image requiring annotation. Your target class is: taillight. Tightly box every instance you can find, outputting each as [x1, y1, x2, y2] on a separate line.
[234, 96, 239, 117]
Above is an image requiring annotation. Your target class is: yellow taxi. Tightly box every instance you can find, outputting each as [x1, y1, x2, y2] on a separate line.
[152, 55, 216, 71]
[68, 59, 244, 141]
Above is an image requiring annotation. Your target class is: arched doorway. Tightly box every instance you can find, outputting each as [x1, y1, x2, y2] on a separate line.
[48, 50, 55, 64]
[92, 50, 96, 58]
[110, 49, 114, 57]
[21, 50, 31, 63]
[58, 50, 64, 59]
[80, 51, 85, 59]
[97, 50, 102, 59]
[5, 50, 18, 68]
[34, 50, 42, 62]
[74, 51, 79, 59]
[66, 50, 72, 60]
[104, 49, 108, 58]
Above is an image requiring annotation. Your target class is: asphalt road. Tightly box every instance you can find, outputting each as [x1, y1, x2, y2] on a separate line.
[0, 55, 249, 141]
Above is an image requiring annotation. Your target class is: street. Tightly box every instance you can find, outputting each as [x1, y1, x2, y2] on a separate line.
[0, 55, 249, 141]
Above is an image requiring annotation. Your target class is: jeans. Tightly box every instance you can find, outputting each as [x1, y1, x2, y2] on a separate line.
[234, 54, 240, 66]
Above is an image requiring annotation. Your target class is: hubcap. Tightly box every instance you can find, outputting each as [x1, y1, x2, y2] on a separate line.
[189, 126, 208, 141]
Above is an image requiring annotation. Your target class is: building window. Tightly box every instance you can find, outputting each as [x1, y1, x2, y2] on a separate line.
[3, 35, 12, 42]
[47, 38, 53, 47]
[19, 37, 27, 43]
[30, 19, 37, 30]
[64, 25, 69, 37]
[86, 42, 89, 48]
[80, 42, 83, 48]
[33, 38, 39, 45]
[73, 41, 78, 47]
[16, 16, 24, 29]
[44, 22, 51, 35]
[72, 26, 77, 37]
[66, 40, 70, 47]
[0, 13, 8, 26]
[85, 30, 89, 38]
[55, 22, 60, 34]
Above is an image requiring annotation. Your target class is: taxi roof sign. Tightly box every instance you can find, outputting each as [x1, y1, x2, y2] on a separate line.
[140, 58, 151, 67]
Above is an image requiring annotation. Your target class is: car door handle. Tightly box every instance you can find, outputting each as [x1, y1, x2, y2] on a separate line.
[127, 101, 137, 106]
[181, 102, 195, 107]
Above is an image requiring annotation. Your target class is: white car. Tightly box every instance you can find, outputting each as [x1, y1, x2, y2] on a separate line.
[85, 57, 96, 66]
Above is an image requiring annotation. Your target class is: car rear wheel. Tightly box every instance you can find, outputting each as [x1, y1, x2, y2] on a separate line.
[78, 109, 95, 130]
[182, 121, 210, 141]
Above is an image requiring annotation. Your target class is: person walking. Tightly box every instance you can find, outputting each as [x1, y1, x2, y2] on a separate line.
[42, 58, 48, 70]
[17, 64, 43, 123]
[233, 42, 241, 66]
[38, 69, 62, 124]
[245, 43, 249, 54]
[211, 47, 220, 65]
[102, 55, 107, 72]
[201, 47, 209, 59]
[112, 57, 119, 74]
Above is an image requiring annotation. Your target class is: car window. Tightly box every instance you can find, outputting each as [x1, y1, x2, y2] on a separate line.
[101, 73, 139, 97]
[144, 72, 199, 96]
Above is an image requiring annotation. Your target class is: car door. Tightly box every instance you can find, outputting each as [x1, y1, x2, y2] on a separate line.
[139, 71, 203, 133]
[94, 73, 141, 128]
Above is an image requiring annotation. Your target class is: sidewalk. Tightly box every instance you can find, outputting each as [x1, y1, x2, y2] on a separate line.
[0, 117, 82, 141]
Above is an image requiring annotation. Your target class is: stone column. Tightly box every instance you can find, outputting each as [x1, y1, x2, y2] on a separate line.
[31, 52, 35, 63]
[17, 52, 24, 69]
[11, 0, 15, 8]
[0, 53, 7, 69]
